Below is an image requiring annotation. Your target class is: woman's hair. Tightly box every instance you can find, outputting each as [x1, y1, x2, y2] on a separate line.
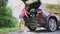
[25, 4, 29, 8]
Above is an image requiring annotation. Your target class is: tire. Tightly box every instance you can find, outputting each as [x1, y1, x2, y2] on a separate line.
[57, 26, 59, 30]
[47, 18, 57, 32]
[28, 26, 36, 31]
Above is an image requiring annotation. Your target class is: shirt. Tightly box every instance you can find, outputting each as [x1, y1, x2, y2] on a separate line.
[21, 8, 29, 17]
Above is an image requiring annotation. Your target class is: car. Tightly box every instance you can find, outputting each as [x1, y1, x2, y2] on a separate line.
[23, 0, 60, 32]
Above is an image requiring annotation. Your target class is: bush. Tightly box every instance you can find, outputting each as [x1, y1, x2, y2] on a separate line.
[0, 8, 18, 27]
[0, 0, 18, 28]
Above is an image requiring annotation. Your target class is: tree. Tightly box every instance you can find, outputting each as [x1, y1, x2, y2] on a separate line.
[0, 0, 18, 27]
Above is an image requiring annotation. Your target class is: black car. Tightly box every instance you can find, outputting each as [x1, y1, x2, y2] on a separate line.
[22, 0, 60, 32]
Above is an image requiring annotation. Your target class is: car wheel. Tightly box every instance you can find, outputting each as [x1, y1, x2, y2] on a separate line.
[28, 26, 36, 31]
[47, 18, 57, 32]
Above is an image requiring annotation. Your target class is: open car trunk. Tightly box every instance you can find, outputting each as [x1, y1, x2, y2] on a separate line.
[22, 0, 42, 23]
[22, 0, 42, 11]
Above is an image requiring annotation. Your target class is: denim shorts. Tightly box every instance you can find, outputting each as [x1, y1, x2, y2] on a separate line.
[19, 15, 23, 18]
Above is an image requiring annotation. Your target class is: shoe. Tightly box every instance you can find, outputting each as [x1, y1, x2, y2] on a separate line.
[24, 30, 27, 32]
[19, 30, 23, 33]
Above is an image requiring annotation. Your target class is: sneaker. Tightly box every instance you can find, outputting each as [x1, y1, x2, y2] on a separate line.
[19, 30, 24, 33]
[24, 30, 27, 32]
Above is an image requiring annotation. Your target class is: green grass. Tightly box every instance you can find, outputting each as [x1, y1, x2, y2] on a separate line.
[45, 4, 60, 15]
[0, 27, 19, 32]
[46, 4, 60, 12]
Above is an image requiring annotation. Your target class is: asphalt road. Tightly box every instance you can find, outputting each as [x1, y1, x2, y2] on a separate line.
[2, 28, 60, 34]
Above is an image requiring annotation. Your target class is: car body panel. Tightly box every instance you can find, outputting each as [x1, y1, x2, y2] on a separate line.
[25, 4, 60, 28]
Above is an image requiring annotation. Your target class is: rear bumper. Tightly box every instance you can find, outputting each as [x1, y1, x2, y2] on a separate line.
[25, 19, 46, 27]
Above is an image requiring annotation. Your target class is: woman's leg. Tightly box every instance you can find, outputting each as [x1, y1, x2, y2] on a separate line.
[19, 19, 22, 30]
[21, 18, 25, 30]
[19, 17, 26, 31]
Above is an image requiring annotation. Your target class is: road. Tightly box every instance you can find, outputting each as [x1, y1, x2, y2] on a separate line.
[1, 28, 60, 34]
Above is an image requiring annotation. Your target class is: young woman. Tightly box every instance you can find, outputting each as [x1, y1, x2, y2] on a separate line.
[19, 5, 29, 32]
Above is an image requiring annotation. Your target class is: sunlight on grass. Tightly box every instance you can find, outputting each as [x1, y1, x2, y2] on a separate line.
[45, 4, 60, 15]
[0, 27, 19, 32]
[46, 4, 60, 12]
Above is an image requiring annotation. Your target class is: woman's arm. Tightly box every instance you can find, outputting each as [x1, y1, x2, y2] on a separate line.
[25, 10, 29, 18]
[25, 13, 29, 18]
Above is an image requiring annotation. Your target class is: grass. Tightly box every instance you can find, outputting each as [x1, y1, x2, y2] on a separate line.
[46, 4, 60, 12]
[0, 27, 19, 32]
[45, 4, 60, 15]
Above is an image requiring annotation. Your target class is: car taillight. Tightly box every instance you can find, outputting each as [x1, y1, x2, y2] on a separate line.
[37, 9, 44, 14]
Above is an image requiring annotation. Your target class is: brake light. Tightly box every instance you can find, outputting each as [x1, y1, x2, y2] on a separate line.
[37, 9, 44, 14]
[35, 18, 43, 20]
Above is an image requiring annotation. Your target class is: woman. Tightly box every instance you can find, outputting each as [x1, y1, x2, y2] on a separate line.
[19, 5, 29, 32]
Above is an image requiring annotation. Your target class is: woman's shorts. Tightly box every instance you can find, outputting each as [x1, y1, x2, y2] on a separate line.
[19, 15, 23, 19]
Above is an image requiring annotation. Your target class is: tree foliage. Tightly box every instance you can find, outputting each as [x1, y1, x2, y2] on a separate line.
[0, 0, 18, 27]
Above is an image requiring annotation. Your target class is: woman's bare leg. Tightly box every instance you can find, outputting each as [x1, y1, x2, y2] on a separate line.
[19, 18, 26, 31]
[19, 18, 22, 30]
[21, 18, 25, 30]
